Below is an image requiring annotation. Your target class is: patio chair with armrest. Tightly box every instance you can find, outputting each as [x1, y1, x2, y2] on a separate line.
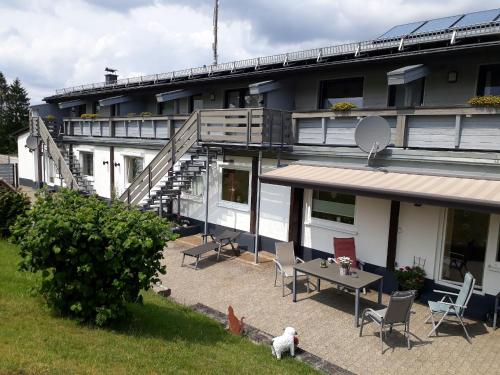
[333, 237, 366, 293]
[359, 290, 416, 353]
[274, 242, 310, 297]
[425, 272, 475, 342]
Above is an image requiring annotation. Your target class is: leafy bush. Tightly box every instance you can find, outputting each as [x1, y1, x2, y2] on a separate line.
[140, 112, 152, 117]
[467, 95, 500, 107]
[394, 265, 426, 291]
[11, 189, 174, 326]
[0, 186, 30, 237]
[331, 102, 357, 111]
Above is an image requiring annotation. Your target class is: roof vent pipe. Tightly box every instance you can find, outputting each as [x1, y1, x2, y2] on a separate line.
[105, 67, 118, 85]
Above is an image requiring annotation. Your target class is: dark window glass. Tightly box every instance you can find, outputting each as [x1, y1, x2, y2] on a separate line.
[477, 64, 500, 96]
[81, 152, 94, 176]
[388, 77, 425, 107]
[221, 169, 249, 204]
[311, 191, 356, 225]
[126, 156, 144, 183]
[189, 94, 204, 112]
[319, 77, 364, 109]
[441, 209, 489, 288]
[225, 89, 264, 109]
[92, 102, 100, 114]
[110, 103, 121, 117]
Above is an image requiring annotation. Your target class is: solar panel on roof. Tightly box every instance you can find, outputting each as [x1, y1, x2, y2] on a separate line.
[378, 21, 426, 39]
[412, 15, 463, 34]
[453, 8, 500, 28]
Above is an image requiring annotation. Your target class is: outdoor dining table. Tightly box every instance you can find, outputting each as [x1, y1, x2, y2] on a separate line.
[293, 258, 384, 327]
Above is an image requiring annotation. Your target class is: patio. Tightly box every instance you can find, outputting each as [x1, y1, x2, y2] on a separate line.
[159, 235, 500, 375]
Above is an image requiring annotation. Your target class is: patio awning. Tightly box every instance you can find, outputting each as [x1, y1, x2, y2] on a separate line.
[99, 95, 131, 107]
[249, 80, 281, 95]
[58, 99, 86, 109]
[387, 64, 428, 85]
[260, 164, 500, 213]
[156, 89, 196, 103]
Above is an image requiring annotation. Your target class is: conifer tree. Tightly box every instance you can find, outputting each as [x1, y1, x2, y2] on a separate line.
[1, 77, 30, 154]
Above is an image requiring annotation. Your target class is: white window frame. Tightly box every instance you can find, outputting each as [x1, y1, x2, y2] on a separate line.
[181, 175, 204, 203]
[124, 155, 144, 185]
[80, 151, 94, 178]
[303, 189, 358, 235]
[218, 165, 251, 212]
[435, 207, 492, 293]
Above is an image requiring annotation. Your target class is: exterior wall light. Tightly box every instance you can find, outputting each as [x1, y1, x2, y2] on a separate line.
[448, 71, 458, 83]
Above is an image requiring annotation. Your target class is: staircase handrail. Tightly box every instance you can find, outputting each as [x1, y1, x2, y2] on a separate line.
[119, 111, 199, 204]
[32, 116, 81, 190]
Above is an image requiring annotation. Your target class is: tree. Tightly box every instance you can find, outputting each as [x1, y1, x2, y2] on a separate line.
[0, 77, 30, 155]
[0, 72, 8, 152]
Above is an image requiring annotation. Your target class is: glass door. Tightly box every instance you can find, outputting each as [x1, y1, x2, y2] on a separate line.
[440, 208, 489, 289]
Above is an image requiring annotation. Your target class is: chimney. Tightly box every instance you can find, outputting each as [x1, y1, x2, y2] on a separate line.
[105, 73, 118, 84]
[104, 67, 118, 84]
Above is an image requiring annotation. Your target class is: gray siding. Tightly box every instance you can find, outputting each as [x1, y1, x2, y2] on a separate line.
[461, 115, 500, 150]
[406, 116, 456, 149]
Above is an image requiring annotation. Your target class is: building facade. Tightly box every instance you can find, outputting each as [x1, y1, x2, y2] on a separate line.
[18, 9, 500, 318]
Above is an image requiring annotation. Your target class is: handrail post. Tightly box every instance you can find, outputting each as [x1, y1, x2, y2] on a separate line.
[246, 109, 251, 146]
[268, 110, 273, 149]
[127, 189, 131, 205]
[148, 165, 152, 198]
[197, 111, 201, 142]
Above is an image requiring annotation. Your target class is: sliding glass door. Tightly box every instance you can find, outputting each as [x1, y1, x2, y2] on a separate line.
[440, 208, 489, 288]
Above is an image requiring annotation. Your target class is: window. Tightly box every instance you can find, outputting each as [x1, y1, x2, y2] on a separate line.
[441, 209, 489, 288]
[477, 64, 500, 96]
[311, 190, 356, 225]
[125, 156, 144, 183]
[188, 176, 204, 196]
[92, 101, 100, 114]
[158, 99, 180, 115]
[388, 77, 425, 107]
[80, 152, 94, 177]
[225, 89, 265, 108]
[319, 77, 364, 109]
[221, 169, 249, 204]
[189, 95, 204, 112]
[110, 103, 120, 117]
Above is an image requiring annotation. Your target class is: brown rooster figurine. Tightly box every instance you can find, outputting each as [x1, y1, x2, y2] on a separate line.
[227, 305, 245, 335]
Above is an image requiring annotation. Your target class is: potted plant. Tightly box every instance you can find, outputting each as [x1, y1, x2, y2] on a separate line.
[337, 256, 352, 275]
[331, 102, 357, 112]
[467, 95, 500, 108]
[394, 265, 426, 297]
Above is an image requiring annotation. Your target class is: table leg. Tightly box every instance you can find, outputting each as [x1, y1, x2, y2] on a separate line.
[317, 278, 321, 291]
[355, 288, 360, 327]
[494, 294, 498, 330]
[378, 279, 383, 304]
[293, 268, 297, 302]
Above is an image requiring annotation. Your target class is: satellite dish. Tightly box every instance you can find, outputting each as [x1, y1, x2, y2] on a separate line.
[25, 135, 38, 151]
[355, 116, 391, 156]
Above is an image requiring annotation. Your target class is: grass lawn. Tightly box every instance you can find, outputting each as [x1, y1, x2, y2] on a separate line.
[0, 240, 318, 375]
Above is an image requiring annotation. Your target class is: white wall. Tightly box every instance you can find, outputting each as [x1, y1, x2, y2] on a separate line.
[395, 203, 442, 277]
[483, 214, 500, 296]
[73, 145, 111, 198]
[114, 147, 158, 197]
[302, 193, 391, 267]
[17, 132, 36, 182]
[179, 156, 291, 241]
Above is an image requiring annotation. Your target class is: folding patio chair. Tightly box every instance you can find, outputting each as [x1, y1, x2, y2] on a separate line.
[359, 290, 416, 353]
[426, 272, 475, 342]
[333, 237, 366, 293]
[273, 242, 310, 297]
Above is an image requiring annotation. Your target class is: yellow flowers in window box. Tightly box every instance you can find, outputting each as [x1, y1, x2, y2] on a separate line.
[331, 102, 357, 112]
[467, 95, 500, 107]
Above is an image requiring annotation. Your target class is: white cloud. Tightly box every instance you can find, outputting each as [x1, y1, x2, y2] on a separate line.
[0, 0, 498, 103]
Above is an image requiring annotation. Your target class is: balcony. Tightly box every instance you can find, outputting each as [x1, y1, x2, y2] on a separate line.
[62, 108, 293, 147]
[292, 106, 500, 151]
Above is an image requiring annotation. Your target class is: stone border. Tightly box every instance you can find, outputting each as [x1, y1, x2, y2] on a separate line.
[191, 303, 356, 375]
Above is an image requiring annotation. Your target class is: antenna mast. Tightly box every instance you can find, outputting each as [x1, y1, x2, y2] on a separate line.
[212, 0, 219, 65]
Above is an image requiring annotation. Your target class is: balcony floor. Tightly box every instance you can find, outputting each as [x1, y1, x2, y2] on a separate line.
[159, 235, 500, 375]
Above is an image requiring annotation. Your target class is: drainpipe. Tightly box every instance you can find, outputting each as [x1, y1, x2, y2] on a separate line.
[203, 147, 210, 244]
[254, 150, 263, 264]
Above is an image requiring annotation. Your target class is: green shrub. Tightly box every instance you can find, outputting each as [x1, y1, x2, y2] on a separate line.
[11, 189, 173, 326]
[331, 102, 357, 111]
[394, 265, 426, 292]
[467, 95, 500, 107]
[0, 186, 30, 238]
[140, 112, 152, 117]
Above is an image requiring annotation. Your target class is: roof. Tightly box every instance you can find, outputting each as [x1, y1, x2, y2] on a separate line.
[260, 164, 500, 213]
[45, 9, 500, 102]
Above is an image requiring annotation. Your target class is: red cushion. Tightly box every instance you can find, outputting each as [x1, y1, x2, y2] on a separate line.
[333, 237, 359, 268]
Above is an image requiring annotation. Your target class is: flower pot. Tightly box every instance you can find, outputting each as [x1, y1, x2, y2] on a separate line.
[340, 267, 349, 276]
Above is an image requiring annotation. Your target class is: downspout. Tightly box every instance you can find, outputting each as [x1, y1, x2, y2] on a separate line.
[203, 146, 210, 244]
[254, 150, 263, 264]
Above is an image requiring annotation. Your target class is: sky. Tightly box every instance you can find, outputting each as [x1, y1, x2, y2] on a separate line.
[0, 0, 498, 103]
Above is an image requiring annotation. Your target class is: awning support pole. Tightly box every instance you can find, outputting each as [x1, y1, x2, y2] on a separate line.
[203, 146, 210, 244]
[254, 150, 263, 264]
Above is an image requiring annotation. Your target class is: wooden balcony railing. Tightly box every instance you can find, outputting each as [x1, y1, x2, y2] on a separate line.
[292, 106, 500, 151]
[63, 115, 189, 139]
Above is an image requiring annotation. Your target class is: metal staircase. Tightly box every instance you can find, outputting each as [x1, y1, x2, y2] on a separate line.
[30, 116, 95, 194]
[119, 111, 202, 206]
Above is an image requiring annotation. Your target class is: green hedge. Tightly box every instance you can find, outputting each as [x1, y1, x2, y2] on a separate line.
[0, 186, 30, 238]
[11, 189, 174, 326]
